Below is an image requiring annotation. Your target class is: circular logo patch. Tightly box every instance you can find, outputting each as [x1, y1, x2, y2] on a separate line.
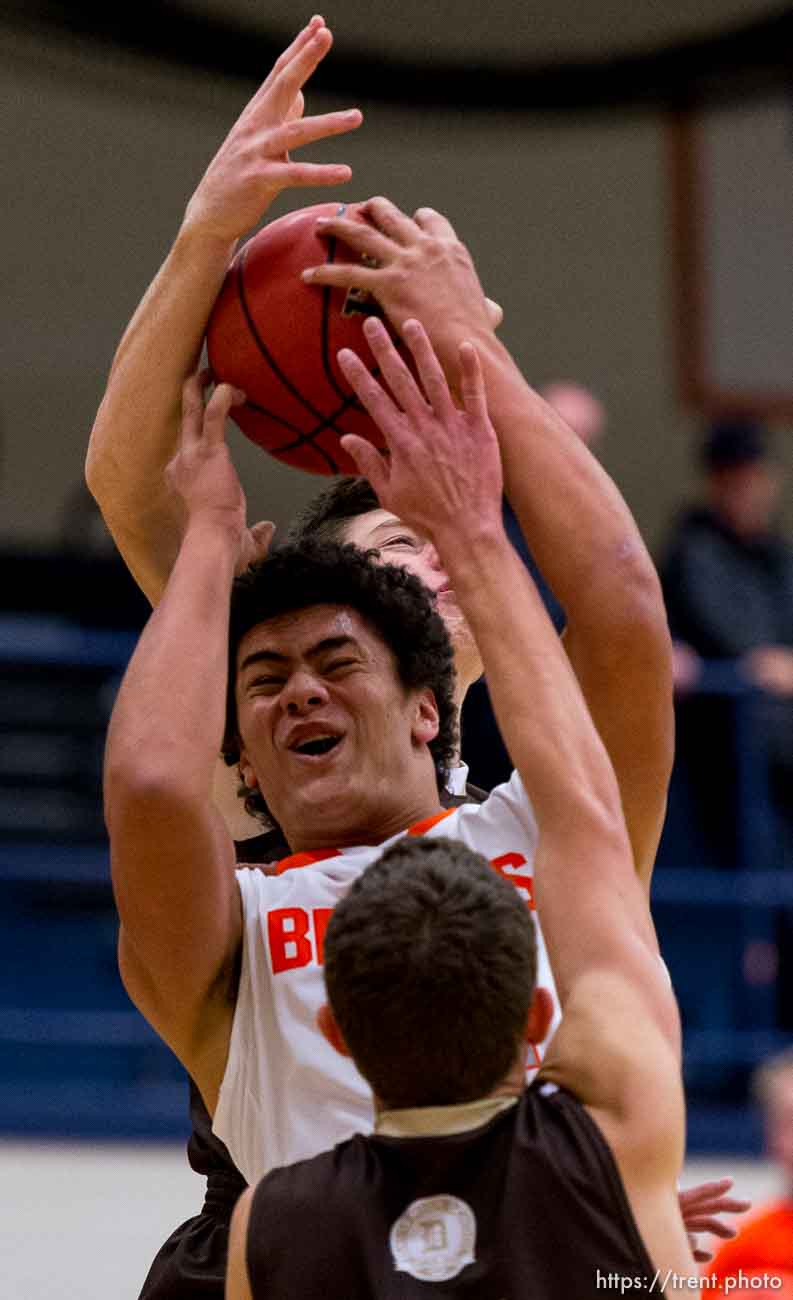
[389, 1194, 477, 1282]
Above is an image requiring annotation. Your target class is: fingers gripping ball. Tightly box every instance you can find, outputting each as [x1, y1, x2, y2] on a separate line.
[206, 202, 395, 476]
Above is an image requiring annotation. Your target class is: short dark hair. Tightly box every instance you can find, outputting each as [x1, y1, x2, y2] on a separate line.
[224, 540, 458, 823]
[324, 837, 537, 1109]
[285, 477, 380, 547]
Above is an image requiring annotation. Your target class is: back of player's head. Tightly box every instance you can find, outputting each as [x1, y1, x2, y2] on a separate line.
[223, 540, 457, 817]
[286, 476, 380, 547]
[324, 836, 537, 1109]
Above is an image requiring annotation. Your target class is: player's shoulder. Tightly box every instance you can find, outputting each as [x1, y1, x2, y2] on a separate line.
[444, 769, 538, 863]
[449, 769, 535, 833]
[235, 845, 363, 906]
[253, 1133, 368, 1217]
[539, 969, 684, 1181]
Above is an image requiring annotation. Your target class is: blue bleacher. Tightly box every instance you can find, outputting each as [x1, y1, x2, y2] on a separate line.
[0, 615, 790, 1148]
[0, 614, 189, 1139]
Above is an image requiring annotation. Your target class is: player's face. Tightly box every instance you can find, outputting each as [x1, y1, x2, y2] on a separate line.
[343, 509, 449, 597]
[342, 509, 480, 681]
[234, 604, 439, 847]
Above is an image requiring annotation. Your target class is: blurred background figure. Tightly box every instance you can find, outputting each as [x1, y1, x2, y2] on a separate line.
[660, 421, 793, 867]
[538, 379, 607, 450]
[703, 1048, 793, 1292]
[662, 420, 792, 699]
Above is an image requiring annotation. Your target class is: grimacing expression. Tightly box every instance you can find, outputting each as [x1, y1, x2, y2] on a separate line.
[342, 509, 478, 673]
[234, 604, 439, 844]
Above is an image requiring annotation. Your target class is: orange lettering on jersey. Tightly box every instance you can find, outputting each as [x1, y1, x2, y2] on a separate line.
[268, 908, 313, 973]
[268, 850, 535, 976]
[491, 852, 534, 910]
[313, 908, 333, 965]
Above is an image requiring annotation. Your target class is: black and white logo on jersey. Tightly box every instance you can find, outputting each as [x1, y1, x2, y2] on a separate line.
[389, 1194, 476, 1282]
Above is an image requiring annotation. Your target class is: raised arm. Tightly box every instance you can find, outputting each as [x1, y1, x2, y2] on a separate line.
[85, 17, 361, 603]
[104, 378, 252, 1111]
[338, 319, 692, 1279]
[337, 318, 664, 999]
[303, 199, 673, 886]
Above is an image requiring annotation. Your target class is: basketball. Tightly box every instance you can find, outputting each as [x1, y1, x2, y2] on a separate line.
[206, 201, 391, 476]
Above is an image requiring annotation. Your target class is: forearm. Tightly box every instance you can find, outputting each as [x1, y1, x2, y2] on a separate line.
[104, 513, 241, 1041]
[105, 517, 238, 809]
[448, 329, 659, 618]
[450, 329, 672, 879]
[439, 524, 624, 833]
[86, 224, 237, 603]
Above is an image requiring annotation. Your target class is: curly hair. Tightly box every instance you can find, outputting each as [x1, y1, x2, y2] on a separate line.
[224, 539, 458, 823]
[324, 836, 537, 1109]
[285, 476, 380, 547]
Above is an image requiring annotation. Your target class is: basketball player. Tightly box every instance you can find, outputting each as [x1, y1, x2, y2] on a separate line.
[218, 321, 696, 1296]
[104, 330, 555, 1168]
[87, 18, 740, 1289]
[228, 825, 693, 1296]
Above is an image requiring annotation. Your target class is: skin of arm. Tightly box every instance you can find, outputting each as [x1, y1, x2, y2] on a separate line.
[226, 1188, 255, 1300]
[304, 198, 674, 887]
[85, 17, 362, 604]
[104, 381, 252, 1110]
[337, 318, 694, 1282]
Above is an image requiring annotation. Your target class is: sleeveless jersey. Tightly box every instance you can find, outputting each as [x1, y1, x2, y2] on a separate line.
[213, 769, 558, 1184]
[245, 1083, 656, 1298]
[137, 776, 488, 1300]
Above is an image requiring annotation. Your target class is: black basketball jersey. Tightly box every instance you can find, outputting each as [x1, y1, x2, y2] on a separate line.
[246, 1084, 656, 1299]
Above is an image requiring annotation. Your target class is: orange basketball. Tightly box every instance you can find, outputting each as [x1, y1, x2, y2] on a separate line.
[206, 201, 390, 476]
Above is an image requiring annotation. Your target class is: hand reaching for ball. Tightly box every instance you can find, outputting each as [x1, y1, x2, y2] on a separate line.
[337, 316, 504, 553]
[167, 373, 274, 575]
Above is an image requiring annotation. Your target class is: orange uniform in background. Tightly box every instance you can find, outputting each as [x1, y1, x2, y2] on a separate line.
[704, 1199, 793, 1292]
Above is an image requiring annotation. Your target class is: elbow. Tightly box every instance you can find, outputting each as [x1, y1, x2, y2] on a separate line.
[575, 539, 670, 650]
[84, 453, 101, 505]
[85, 398, 116, 506]
[608, 551, 673, 672]
[104, 757, 194, 835]
[614, 544, 667, 626]
[84, 422, 107, 506]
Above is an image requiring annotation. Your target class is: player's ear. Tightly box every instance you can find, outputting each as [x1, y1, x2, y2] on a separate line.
[525, 987, 554, 1046]
[237, 746, 259, 791]
[411, 689, 439, 747]
[317, 1003, 351, 1057]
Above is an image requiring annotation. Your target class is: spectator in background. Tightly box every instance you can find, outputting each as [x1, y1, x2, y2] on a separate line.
[660, 421, 793, 864]
[662, 420, 792, 693]
[703, 1048, 793, 1291]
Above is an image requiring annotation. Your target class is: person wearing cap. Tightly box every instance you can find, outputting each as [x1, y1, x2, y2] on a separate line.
[660, 419, 793, 866]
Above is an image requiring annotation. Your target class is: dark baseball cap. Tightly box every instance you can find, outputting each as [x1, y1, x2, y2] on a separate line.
[702, 420, 769, 471]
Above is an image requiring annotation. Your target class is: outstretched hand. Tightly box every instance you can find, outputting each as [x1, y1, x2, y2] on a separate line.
[182, 16, 362, 247]
[678, 1178, 752, 1263]
[337, 315, 503, 549]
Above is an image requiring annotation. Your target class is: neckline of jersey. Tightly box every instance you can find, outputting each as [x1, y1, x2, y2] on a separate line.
[275, 806, 455, 875]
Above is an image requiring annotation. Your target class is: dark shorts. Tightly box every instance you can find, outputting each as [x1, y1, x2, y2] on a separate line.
[138, 1174, 243, 1300]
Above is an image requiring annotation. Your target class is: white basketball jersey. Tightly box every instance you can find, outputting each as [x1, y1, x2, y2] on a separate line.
[213, 769, 558, 1184]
